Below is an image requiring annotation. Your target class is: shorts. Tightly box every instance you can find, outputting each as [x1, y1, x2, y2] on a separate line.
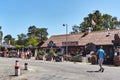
[98, 58, 104, 66]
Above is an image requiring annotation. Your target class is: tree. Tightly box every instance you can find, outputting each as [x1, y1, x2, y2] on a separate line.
[72, 10, 120, 33]
[3, 34, 16, 45]
[27, 25, 37, 37]
[10, 38, 16, 46]
[16, 33, 27, 48]
[35, 28, 48, 42]
[70, 25, 81, 34]
[4, 34, 12, 45]
[26, 36, 39, 47]
[15, 25, 48, 48]
[18, 33, 27, 40]
[27, 25, 48, 44]
[80, 10, 104, 32]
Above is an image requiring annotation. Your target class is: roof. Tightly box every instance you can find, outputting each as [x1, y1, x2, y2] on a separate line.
[42, 29, 120, 47]
[0, 44, 15, 48]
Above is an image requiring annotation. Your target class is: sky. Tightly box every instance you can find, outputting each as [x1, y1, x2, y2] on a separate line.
[0, 0, 120, 40]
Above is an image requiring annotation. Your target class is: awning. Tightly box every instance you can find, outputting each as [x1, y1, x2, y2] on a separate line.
[0, 44, 15, 48]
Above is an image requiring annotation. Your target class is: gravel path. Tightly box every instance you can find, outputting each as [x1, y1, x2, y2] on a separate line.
[0, 57, 120, 80]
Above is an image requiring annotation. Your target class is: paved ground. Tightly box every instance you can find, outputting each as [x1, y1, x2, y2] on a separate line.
[0, 57, 120, 80]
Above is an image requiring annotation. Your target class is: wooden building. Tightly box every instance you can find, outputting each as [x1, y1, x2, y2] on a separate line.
[41, 29, 120, 63]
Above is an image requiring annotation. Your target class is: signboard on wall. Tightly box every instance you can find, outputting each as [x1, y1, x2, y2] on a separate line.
[62, 41, 78, 46]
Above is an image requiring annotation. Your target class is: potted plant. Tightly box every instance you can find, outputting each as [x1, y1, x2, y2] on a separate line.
[49, 49, 54, 61]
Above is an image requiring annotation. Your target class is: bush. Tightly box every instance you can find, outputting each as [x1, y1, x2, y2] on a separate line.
[49, 49, 54, 55]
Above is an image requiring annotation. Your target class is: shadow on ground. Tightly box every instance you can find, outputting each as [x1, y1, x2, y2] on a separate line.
[86, 70, 100, 73]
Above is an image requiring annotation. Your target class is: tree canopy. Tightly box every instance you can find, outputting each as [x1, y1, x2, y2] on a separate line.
[4, 34, 15, 45]
[15, 25, 48, 48]
[71, 10, 120, 33]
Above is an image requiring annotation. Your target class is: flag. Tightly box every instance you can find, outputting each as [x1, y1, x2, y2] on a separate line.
[91, 19, 96, 26]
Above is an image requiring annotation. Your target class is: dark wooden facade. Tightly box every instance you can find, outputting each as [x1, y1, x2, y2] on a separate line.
[42, 29, 120, 63]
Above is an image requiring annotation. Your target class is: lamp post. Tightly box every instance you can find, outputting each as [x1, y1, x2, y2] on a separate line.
[63, 24, 68, 60]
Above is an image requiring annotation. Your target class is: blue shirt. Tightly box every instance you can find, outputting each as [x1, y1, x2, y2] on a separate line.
[97, 49, 105, 59]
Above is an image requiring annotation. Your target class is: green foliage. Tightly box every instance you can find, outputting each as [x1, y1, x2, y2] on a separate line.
[26, 36, 39, 47]
[17, 33, 27, 40]
[71, 10, 120, 33]
[49, 49, 54, 55]
[27, 25, 48, 42]
[35, 28, 48, 42]
[4, 34, 15, 45]
[37, 49, 42, 56]
[16, 33, 27, 47]
[15, 25, 48, 47]
[15, 44, 24, 49]
[37, 49, 45, 55]
[27, 25, 37, 37]
[70, 25, 81, 34]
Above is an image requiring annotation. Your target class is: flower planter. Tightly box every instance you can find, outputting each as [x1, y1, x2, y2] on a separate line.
[114, 56, 120, 66]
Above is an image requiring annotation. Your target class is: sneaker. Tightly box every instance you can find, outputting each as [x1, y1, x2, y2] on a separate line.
[101, 68, 104, 72]
[98, 69, 101, 72]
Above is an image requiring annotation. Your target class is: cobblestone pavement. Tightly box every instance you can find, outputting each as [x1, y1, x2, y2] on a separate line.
[0, 57, 120, 80]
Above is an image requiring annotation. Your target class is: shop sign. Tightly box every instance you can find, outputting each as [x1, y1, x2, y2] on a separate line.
[62, 41, 78, 46]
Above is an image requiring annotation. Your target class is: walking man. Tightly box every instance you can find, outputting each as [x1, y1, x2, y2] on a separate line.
[97, 46, 105, 72]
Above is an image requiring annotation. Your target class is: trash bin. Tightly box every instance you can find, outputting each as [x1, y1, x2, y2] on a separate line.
[114, 50, 120, 66]
[114, 56, 120, 66]
[82, 57, 88, 63]
[91, 53, 97, 64]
